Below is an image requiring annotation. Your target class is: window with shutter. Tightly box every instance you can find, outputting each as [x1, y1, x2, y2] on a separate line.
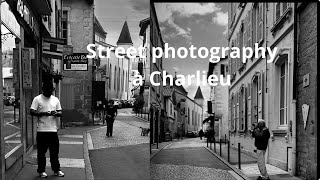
[247, 82, 251, 129]
[258, 3, 264, 44]
[252, 5, 257, 51]
[261, 71, 265, 119]
[242, 18, 246, 65]
[247, 8, 252, 57]
[243, 85, 247, 130]
[239, 88, 243, 130]
[236, 91, 239, 131]
[275, 3, 281, 23]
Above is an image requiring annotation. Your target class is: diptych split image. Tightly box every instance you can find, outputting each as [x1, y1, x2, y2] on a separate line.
[0, 1, 318, 180]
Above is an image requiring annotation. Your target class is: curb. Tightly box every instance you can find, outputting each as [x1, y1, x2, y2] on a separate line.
[150, 142, 173, 159]
[83, 131, 94, 180]
[204, 146, 251, 180]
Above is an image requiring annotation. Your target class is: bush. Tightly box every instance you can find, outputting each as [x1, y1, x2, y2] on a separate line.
[133, 95, 145, 112]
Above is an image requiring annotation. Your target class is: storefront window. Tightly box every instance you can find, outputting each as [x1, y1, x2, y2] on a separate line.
[2, 24, 22, 156]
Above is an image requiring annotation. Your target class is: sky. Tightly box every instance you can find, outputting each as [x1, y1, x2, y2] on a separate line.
[94, 0, 149, 48]
[154, 3, 229, 112]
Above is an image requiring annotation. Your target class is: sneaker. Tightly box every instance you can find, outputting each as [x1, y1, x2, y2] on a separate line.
[54, 171, 64, 177]
[39, 172, 48, 178]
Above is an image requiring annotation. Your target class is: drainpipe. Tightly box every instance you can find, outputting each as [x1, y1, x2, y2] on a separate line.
[291, 2, 298, 176]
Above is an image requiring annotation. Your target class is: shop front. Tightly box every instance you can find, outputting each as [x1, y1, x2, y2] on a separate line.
[0, 0, 51, 179]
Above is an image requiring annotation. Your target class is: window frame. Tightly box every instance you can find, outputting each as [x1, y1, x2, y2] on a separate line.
[279, 61, 288, 126]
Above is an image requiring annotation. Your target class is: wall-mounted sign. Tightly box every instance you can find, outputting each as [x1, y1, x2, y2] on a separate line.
[22, 48, 32, 88]
[63, 53, 88, 71]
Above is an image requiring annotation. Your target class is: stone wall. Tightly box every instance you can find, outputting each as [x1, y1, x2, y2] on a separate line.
[296, 3, 317, 180]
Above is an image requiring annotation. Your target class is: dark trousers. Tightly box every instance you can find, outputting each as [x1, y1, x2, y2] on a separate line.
[106, 121, 114, 136]
[36, 132, 61, 173]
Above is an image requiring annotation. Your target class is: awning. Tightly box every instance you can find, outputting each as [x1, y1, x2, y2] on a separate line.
[27, 0, 52, 15]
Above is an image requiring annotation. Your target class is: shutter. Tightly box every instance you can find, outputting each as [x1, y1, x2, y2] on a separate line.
[236, 91, 239, 130]
[251, 80, 255, 123]
[247, 82, 251, 129]
[243, 85, 247, 130]
[247, 8, 252, 57]
[261, 71, 265, 119]
[251, 6, 256, 50]
[236, 32, 240, 70]
[258, 3, 264, 43]
[242, 18, 246, 64]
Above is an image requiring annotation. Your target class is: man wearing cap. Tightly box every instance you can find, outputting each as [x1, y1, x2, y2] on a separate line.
[251, 119, 271, 180]
[30, 83, 64, 178]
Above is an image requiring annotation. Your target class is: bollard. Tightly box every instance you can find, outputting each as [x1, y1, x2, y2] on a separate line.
[207, 136, 209, 147]
[157, 136, 159, 149]
[220, 139, 222, 156]
[238, 143, 241, 169]
[225, 134, 227, 145]
[227, 140, 230, 162]
[210, 137, 212, 150]
[214, 138, 216, 153]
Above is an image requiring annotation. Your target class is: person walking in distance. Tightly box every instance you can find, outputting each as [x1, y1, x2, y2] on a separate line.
[199, 129, 204, 140]
[30, 83, 64, 178]
[251, 119, 270, 180]
[106, 100, 118, 137]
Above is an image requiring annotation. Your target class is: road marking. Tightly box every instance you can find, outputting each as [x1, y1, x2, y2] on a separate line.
[60, 141, 83, 145]
[87, 133, 94, 150]
[60, 135, 83, 138]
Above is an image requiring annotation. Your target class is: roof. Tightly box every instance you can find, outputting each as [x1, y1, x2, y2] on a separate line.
[94, 16, 107, 36]
[194, 86, 204, 99]
[117, 21, 133, 45]
[163, 86, 174, 97]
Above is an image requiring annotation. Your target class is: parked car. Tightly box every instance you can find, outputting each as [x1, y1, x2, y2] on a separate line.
[186, 131, 197, 138]
[111, 99, 121, 108]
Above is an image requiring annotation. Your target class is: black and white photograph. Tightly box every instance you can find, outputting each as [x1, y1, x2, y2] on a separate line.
[0, 1, 318, 180]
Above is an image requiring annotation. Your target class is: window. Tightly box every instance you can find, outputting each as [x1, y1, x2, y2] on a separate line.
[275, 3, 290, 23]
[239, 86, 246, 131]
[114, 67, 116, 90]
[247, 82, 251, 129]
[109, 64, 111, 89]
[279, 62, 287, 126]
[62, 11, 68, 41]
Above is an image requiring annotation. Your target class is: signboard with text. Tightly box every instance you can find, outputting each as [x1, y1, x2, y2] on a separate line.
[63, 53, 88, 71]
[22, 48, 32, 88]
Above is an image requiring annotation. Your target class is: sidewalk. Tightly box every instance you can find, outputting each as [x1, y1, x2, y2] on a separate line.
[206, 139, 303, 180]
[13, 126, 99, 180]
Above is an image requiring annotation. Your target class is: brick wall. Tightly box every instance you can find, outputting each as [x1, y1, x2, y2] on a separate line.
[296, 3, 317, 180]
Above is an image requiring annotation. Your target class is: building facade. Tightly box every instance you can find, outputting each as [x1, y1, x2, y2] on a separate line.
[208, 57, 229, 140]
[1, 0, 62, 179]
[150, 3, 164, 144]
[295, 3, 318, 180]
[60, 0, 94, 125]
[228, 2, 318, 179]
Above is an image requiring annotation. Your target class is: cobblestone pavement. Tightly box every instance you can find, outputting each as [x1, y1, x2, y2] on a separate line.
[89, 116, 149, 149]
[151, 164, 237, 180]
[151, 138, 239, 180]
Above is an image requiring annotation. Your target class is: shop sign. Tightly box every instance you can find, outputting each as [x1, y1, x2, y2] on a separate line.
[22, 48, 32, 88]
[16, 0, 39, 37]
[63, 53, 88, 71]
[1, 2, 20, 38]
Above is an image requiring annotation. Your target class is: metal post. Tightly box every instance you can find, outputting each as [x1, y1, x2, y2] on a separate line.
[238, 143, 241, 169]
[210, 136, 212, 150]
[220, 139, 222, 156]
[157, 135, 159, 149]
[228, 140, 230, 162]
[214, 138, 216, 153]
[207, 136, 208, 147]
[225, 134, 227, 145]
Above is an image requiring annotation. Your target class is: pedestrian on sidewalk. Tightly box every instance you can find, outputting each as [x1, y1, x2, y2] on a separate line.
[251, 119, 270, 180]
[30, 83, 64, 178]
[199, 129, 204, 140]
[106, 100, 118, 137]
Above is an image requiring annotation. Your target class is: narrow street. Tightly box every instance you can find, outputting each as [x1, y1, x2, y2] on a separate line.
[151, 138, 242, 180]
[87, 108, 150, 180]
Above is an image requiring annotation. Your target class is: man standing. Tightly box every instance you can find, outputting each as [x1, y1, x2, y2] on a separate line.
[30, 83, 64, 178]
[251, 119, 270, 180]
[106, 100, 117, 137]
[199, 129, 204, 140]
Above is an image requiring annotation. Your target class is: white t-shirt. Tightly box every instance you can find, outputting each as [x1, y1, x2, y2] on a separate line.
[30, 94, 62, 132]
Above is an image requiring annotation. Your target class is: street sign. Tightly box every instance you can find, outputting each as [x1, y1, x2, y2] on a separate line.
[63, 53, 88, 71]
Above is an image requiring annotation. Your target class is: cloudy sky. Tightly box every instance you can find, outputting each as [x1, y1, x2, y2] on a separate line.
[154, 3, 228, 111]
[95, 0, 149, 48]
